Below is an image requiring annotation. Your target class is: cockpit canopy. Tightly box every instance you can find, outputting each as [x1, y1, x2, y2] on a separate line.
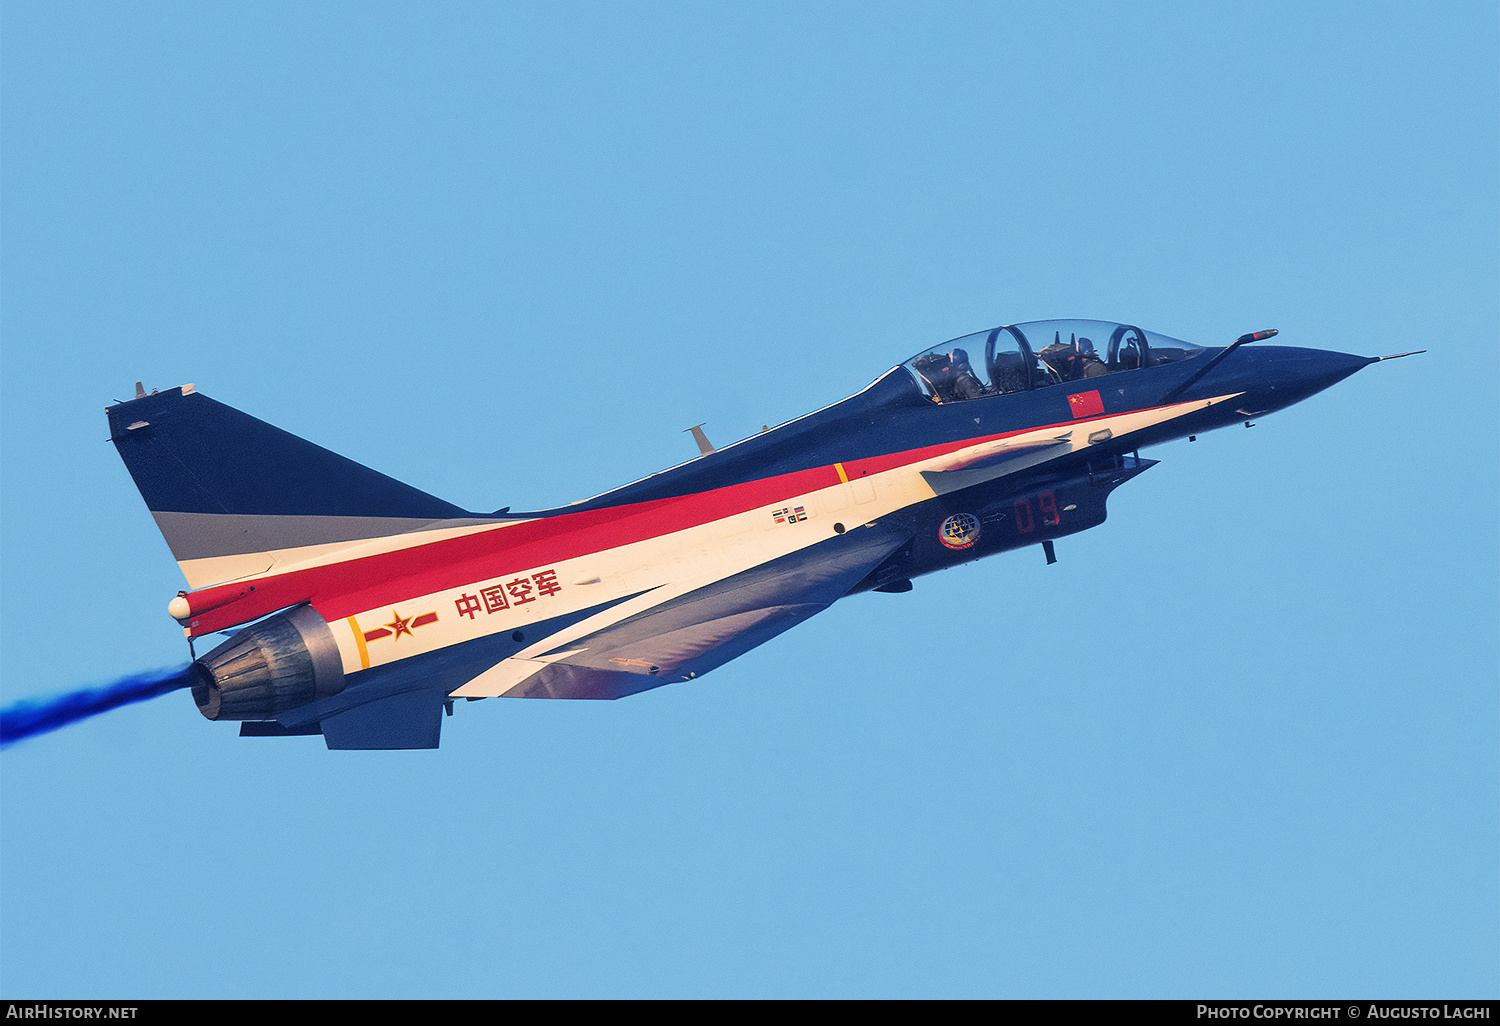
[902, 319, 1206, 404]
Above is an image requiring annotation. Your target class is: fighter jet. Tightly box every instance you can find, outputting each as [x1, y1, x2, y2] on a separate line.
[108, 319, 1411, 749]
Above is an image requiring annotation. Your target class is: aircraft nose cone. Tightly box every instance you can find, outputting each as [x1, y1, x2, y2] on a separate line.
[1245, 346, 1377, 412]
[1300, 348, 1378, 389]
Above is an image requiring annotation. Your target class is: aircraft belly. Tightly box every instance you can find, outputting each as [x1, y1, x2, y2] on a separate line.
[354, 469, 912, 687]
[453, 523, 912, 698]
[503, 605, 822, 700]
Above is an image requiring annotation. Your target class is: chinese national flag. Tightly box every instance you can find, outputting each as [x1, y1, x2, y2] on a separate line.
[1068, 390, 1105, 419]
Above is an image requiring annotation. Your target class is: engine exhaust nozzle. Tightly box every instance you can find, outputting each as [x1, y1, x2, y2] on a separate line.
[191, 604, 345, 721]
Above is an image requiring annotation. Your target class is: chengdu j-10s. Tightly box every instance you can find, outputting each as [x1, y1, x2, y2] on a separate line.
[109, 319, 1412, 749]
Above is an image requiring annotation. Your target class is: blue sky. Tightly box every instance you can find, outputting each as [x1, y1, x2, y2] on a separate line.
[2, 1, 1495, 998]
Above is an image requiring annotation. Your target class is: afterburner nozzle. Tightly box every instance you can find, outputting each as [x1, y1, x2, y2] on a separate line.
[191, 604, 345, 721]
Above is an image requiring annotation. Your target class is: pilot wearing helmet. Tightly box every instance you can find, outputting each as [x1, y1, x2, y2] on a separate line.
[1078, 337, 1108, 378]
[1038, 333, 1080, 382]
[948, 347, 984, 400]
[1040, 333, 1107, 383]
[913, 347, 985, 402]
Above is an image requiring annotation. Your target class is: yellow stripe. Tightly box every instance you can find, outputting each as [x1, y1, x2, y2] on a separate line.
[347, 615, 371, 669]
[835, 462, 849, 484]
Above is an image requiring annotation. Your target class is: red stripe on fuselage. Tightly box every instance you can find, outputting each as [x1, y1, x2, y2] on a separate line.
[184, 461, 841, 634]
[182, 402, 1178, 635]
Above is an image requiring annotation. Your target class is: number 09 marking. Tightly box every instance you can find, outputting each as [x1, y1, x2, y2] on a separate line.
[1014, 491, 1060, 535]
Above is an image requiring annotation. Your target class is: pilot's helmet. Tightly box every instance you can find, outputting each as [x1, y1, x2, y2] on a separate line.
[1078, 337, 1097, 356]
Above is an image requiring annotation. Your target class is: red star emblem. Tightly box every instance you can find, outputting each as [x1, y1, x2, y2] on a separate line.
[385, 610, 414, 640]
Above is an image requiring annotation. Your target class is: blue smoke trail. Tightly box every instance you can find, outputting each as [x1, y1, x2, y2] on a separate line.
[1, 666, 197, 748]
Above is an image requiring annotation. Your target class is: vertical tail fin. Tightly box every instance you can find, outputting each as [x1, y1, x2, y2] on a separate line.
[108, 385, 478, 588]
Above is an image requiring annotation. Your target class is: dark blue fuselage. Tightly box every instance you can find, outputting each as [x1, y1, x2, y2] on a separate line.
[568, 344, 1373, 514]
